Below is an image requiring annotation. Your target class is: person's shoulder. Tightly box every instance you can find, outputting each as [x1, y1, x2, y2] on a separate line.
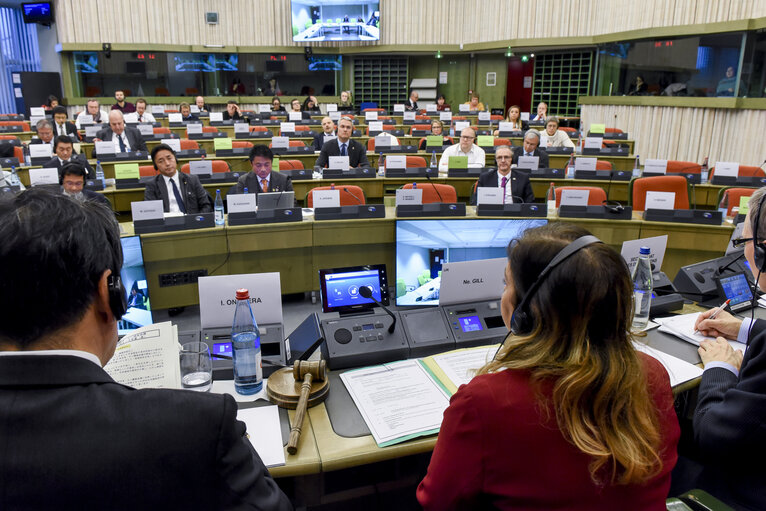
[183, 172, 202, 184]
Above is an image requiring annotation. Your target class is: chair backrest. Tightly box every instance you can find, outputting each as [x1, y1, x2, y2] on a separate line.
[139, 165, 157, 177]
[406, 156, 427, 168]
[231, 141, 253, 149]
[164, 109, 179, 113]
[307, 185, 366, 207]
[490, 114, 504, 120]
[13, 146, 23, 160]
[294, 125, 311, 132]
[604, 127, 623, 134]
[710, 165, 765, 178]
[415, 115, 431, 121]
[362, 107, 385, 112]
[0, 121, 30, 131]
[402, 183, 457, 203]
[367, 136, 399, 151]
[269, 140, 305, 148]
[494, 138, 511, 146]
[554, 186, 607, 207]
[596, 160, 613, 171]
[560, 127, 577, 134]
[667, 160, 701, 174]
[279, 159, 303, 170]
[721, 187, 755, 216]
[202, 126, 219, 133]
[179, 139, 199, 150]
[632, 175, 690, 211]
[153, 127, 171, 135]
[180, 160, 230, 174]
[0, 135, 19, 141]
[250, 126, 269, 132]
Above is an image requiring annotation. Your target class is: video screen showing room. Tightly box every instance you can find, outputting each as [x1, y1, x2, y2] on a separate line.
[119, 236, 153, 335]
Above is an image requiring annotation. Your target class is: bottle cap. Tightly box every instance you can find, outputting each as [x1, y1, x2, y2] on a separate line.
[235, 288, 249, 300]
[639, 246, 650, 255]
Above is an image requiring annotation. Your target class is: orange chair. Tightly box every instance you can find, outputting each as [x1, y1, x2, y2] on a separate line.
[13, 146, 23, 161]
[667, 160, 701, 174]
[155, 87, 170, 96]
[179, 139, 199, 150]
[560, 127, 577, 134]
[406, 156, 427, 168]
[153, 127, 171, 135]
[293, 125, 311, 132]
[362, 108, 385, 113]
[415, 115, 431, 121]
[181, 160, 230, 174]
[720, 188, 755, 216]
[710, 165, 766, 179]
[164, 109, 179, 114]
[279, 159, 304, 170]
[368, 136, 399, 152]
[250, 126, 269, 133]
[307, 185, 366, 207]
[604, 127, 623, 134]
[202, 126, 219, 133]
[490, 115, 504, 121]
[84, 86, 101, 97]
[185, 88, 199, 96]
[268, 140, 305, 149]
[0, 135, 19, 142]
[232, 141, 253, 149]
[0, 121, 30, 131]
[554, 186, 607, 208]
[494, 138, 511, 146]
[139, 165, 158, 177]
[402, 183, 457, 203]
[410, 124, 432, 134]
[596, 160, 613, 171]
[632, 175, 690, 211]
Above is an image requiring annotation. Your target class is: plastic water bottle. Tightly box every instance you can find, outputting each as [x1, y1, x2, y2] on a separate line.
[546, 182, 556, 218]
[632, 155, 641, 178]
[718, 193, 729, 221]
[430, 150, 437, 171]
[700, 156, 709, 184]
[95, 160, 105, 189]
[231, 288, 262, 395]
[214, 189, 224, 226]
[378, 151, 385, 176]
[565, 153, 575, 179]
[244, 187, 249, 194]
[8, 166, 20, 186]
[631, 246, 653, 330]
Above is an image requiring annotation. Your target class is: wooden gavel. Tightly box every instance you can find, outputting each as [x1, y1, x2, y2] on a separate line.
[287, 359, 327, 455]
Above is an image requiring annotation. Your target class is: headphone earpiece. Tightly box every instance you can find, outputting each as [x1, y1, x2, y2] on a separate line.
[108, 273, 128, 319]
[602, 200, 624, 214]
[754, 191, 766, 273]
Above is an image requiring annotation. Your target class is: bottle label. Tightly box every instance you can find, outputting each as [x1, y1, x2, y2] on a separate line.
[215, 209, 224, 222]
[634, 290, 646, 314]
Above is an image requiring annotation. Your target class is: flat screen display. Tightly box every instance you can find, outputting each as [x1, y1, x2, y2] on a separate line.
[292, 0, 380, 42]
[459, 315, 483, 332]
[395, 219, 548, 307]
[22, 2, 53, 24]
[718, 272, 754, 307]
[73, 52, 99, 74]
[119, 236, 153, 336]
[319, 264, 389, 313]
[173, 53, 238, 72]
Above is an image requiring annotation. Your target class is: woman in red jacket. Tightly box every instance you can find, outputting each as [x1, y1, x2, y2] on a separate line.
[417, 223, 680, 511]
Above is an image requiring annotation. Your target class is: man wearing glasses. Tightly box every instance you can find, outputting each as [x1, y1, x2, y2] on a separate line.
[438, 127, 485, 172]
[471, 144, 534, 204]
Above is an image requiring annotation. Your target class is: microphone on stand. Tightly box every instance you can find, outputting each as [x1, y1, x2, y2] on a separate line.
[359, 285, 396, 333]
[342, 187, 363, 205]
[424, 172, 445, 203]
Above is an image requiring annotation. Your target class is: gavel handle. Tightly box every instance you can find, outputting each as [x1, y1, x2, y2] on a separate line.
[287, 373, 313, 454]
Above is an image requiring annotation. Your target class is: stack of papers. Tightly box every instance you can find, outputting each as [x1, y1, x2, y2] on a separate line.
[655, 312, 747, 352]
[632, 341, 702, 387]
[757, 296, 766, 309]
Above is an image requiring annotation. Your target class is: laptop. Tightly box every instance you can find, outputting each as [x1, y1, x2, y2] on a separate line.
[258, 191, 295, 210]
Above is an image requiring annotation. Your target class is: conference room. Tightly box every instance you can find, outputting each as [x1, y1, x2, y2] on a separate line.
[1, 1, 765, 510]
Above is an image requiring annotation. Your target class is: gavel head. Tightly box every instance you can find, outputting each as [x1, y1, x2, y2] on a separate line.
[293, 359, 327, 382]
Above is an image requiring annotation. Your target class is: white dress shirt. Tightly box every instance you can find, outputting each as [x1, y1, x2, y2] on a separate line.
[438, 143, 486, 172]
[162, 172, 183, 213]
[111, 131, 131, 152]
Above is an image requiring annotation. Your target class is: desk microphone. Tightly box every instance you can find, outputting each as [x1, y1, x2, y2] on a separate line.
[359, 285, 396, 333]
[717, 252, 745, 276]
[342, 187, 363, 205]
[424, 172, 445, 203]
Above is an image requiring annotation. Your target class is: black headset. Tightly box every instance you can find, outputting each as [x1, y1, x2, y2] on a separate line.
[753, 191, 766, 273]
[59, 161, 87, 185]
[103, 215, 128, 320]
[510, 235, 603, 335]
[602, 199, 625, 214]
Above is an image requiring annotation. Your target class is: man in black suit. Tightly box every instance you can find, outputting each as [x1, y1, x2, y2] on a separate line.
[43, 135, 95, 179]
[314, 116, 370, 170]
[144, 144, 212, 214]
[231, 144, 293, 197]
[471, 145, 534, 204]
[312, 116, 336, 151]
[511, 130, 549, 169]
[0, 189, 291, 510]
[51, 106, 81, 140]
[288, 99, 311, 120]
[405, 91, 419, 111]
[28, 119, 55, 149]
[60, 161, 111, 208]
[94, 110, 148, 156]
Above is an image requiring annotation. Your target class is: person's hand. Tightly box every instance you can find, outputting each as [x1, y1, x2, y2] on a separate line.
[92, 138, 101, 142]
[694, 309, 742, 340]
[698, 337, 744, 369]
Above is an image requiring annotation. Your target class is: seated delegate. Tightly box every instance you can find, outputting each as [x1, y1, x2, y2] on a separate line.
[314, 117, 370, 170]
[418, 120, 452, 150]
[542, 116, 575, 149]
[493, 104, 527, 136]
[437, 127, 485, 172]
[417, 223, 680, 510]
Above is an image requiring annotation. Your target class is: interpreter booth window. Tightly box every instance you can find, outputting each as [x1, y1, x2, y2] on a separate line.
[739, 31, 766, 98]
[70, 51, 341, 98]
[595, 32, 745, 97]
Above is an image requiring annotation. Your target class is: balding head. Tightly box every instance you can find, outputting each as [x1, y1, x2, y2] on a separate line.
[321, 116, 335, 134]
[459, 127, 476, 152]
[108, 110, 125, 135]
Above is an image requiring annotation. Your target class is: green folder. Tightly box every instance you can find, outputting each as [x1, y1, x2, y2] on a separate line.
[214, 137, 233, 150]
[477, 135, 494, 147]
[426, 135, 442, 147]
[448, 156, 468, 169]
[590, 123, 605, 134]
[114, 163, 140, 180]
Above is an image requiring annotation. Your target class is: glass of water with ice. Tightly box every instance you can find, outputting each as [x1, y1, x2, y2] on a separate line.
[180, 341, 213, 392]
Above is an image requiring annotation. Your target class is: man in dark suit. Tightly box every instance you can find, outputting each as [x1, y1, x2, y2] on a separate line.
[0, 189, 291, 510]
[471, 145, 534, 204]
[511, 130, 549, 169]
[312, 116, 336, 151]
[44, 135, 95, 179]
[144, 144, 212, 214]
[231, 144, 293, 197]
[314, 116, 370, 170]
[93, 110, 148, 157]
[180, 102, 199, 122]
[288, 99, 311, 120]
[60, 161, 111, 208]
[405, 91, 419, 111]
[28, 119, 55, 149]
[51, 106, 81, 140]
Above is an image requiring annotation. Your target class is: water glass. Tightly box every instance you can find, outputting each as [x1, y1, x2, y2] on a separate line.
[180, 341, 212, 392]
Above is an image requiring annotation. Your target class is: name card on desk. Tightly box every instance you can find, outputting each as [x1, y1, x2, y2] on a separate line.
[213, 137, 233, 150]
[454, 121, 469, 134]
[583, 137, 602, 150]
[79, 114, 94, 125]
[151, 105, 164, 114]
[368, 121, 383, 133]
[94, 141, 115, 155]
[425, 103, 437, 113]
[402, 111, 415, 122]
[621, 235, 668, 274]
[574, 157, 597, 171]
[365, 111, 378, 121]
[30, 107, 45, 117]
[29, 167, 59, 186]
[521, 112, 530, 121]
[137, 124, 154, 136]
[498, 122, 515, 132]
[448, 156, 468, 169]
[30, 115, 45, 126]
[209, 112, 223, 122]
[124, 112, 139, 123]
[560, 189, 590, 206]
[271, 136, 289, 149]
[85, 125, 101, 138]
[440, 257, 507, 305]
[168, 113, 182, 123]
[131, 200, 164, 220]
[478, 111, 490, 121]
[161, 138, 181, 152]
[426, 135, 443, 147]
[477, 187, 504, 205]
[114, 163, 140, 180]
[288, 112, 302, 122]
[645, 191, 675, 210]
[517, 156, 539, 170]
[313, 189, 340, 207]
[326, 103, 338, 112]
[189, 160, 212, 175]
[280, 122, 295, 134]
[590, 123, 606, 134]
[227, 193, 256, 213]
[374, 134, 391, 148]
[329, 111, 341, 121]
[190, 105, 200, 113]
[477, 135, 494, 147]
[644, 159, 668, 174]
[258, 104, 272, 113]
[29, 144, 52, 159]
[234, 122, 250, 134]
[458, 104, 470, 112]
[385, 154, 406, 169]
[198, 272, 283, 328]
[396, 188, 422, 205]
[328, 156, 350, 170]
[393, 104, 405, 113]
[439, 111, 452, 122]
[323, 134, 337, 145]
[715, 161, 739, 177]
[186, 123, 203, 135]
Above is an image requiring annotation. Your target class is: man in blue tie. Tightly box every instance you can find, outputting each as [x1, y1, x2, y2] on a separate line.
[94, 110, 148, 156]
[143, 144, 212, 214]
[471, 144, 534, 204]
[313, 116, 370, 171]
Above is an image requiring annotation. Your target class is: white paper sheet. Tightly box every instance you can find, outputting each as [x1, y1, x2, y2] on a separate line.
[236, 406, 286, 467]
[633, 341, 703, 387]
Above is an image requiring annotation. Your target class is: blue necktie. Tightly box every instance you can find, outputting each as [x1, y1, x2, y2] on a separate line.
[117, 134, 126, 153]
[170, 178, 186, 213]
[340, 143, 347, 156]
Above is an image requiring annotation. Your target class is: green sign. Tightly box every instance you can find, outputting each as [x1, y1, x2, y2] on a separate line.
[448, 156, 468, 169]
[426, 135, 442, 147]
[272, 157, 280, 171]
[739, 195, 750, 215]
[590, 123, 605, 134]
[477, 135, 494, 147]
[214, 137, 233, 150]
[114, 163, 140, 180]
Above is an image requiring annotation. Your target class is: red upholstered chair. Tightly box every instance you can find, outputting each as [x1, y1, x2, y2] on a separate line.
[402, 183, 457, 203]
[494, 138, 511, 146]
[179, 139, 199, 150]
[490, 114, 504, 121]
[0, 135, 19, 142]
[410, 124, 432, 134]
[554, 186, 607, 208]
[139, 165, 158, 177]
[181, 160, 230, 174]
[710, 165, 766, 179]
[13, 146, 22, 160]
[631, 175, 690, 211]
[0, 121, 30, 131]
[250, 126, 269, 133]
[163, 109, 179, 113]
[596, 160, 613, 171]
[268, 140, 305, 148]
[202, 126, 219, 133]
[415, 115, 431, 121]
[720, 188, 755, 216]
[279, 159, 304, 170]
[560, 127, 577, 134]
[231, 141, 253, 149]
[293, 125, 311, 133]
[153, 127, 171, 135]
[406, 156, 427, 168]
[307, 185, 366, 207]
[604, 127, 623, 134]
[667, 160, 701, 174]
[362, 108, 385, 113]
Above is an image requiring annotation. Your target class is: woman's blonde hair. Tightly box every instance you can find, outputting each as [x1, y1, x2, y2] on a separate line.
[478, 223, 664, 486]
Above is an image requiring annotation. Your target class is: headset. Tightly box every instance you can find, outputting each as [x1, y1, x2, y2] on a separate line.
[602, 199, 625, 214]
[59, 161, 88, 185]
[510, 235, 603, 335]
[101, 208, 128, 319]
[753, 190, 766, 273]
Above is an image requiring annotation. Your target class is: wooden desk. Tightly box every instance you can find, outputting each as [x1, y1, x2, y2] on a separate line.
[269, 408, 322, 478]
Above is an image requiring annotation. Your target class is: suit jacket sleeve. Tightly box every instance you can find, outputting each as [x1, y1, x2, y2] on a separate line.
[144, 177, 163, 204]
[519, 173, 535, 203]
[311, 133, 323, 151]
[538, 149, 550, 169]
[129, 128, 148, 153]
[352, 140, 370, 168]
[314, 143, 332, 170]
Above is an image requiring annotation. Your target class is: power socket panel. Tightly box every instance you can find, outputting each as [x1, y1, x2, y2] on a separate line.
[158, 269, 208, 287]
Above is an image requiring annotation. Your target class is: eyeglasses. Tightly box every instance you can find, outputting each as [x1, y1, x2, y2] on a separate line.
[460, 135, 475, 140]
[731, 237, 754, 248]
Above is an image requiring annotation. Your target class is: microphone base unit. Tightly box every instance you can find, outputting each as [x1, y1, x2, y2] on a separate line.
[529, 168, 565, 179]
[641, 171, 702, 185]
[188, 132, 227, 140]
[711, 175, 766, 187]
[442, 301, 509, 347]
[384, 167, 436, 178]
[476, 203, 546, 217]
[133, 213, 215, 234]
[270, 146, 314, 155]
[321, 312, 409, 370]
[558, 204, 632, 220]
[176, 149, 208, 159]
[322, 168, 376, 179]
[396, 202, 466, 218]
[545, 147, 574, 155]
[642, 208, 722, 225]
[96, 151, 148, 163]
[215, 147, 252, 158]
[115, 177, 145, 190]
[314, 204, 386, 221]
[573, 169, 632, 181]
[371, 144, 415, 153]
[447, 167, 483, 177]
[228, 208, 303, 226]
[279, 169, 312, 180]
[672, 253, 747, 298]
[649, 293, 685, 317]
[195, 171, 242, 185]
[235, 131, 271, 139]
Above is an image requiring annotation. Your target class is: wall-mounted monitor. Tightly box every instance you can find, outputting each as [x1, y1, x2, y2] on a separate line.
[73, 52, 99, 74]
[291, 0, 380, 42]
[395, 219, 548, 307]
[21, 2, 54, 25]
[173, 53, 238, 72]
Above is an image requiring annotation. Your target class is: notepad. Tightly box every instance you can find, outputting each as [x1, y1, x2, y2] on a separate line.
[655, 312, 747, 352]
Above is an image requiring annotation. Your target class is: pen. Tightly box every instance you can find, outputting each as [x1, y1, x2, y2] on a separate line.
[694, 299, 731, 334]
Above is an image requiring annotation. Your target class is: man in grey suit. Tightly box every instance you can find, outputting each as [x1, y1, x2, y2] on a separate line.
[231, 144, 293, 196]
[144, 144, 212, 214]
[511, 130, 550, 169]
[0, 189, 291, 510]
[314, 116, 370, 170]
[93, 110, 148, 156]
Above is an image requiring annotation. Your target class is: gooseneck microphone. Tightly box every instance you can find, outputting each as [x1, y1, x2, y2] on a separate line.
[359, 285, 396, 333]
[423, 173, 445, 203]
[342, 187, 363, 205]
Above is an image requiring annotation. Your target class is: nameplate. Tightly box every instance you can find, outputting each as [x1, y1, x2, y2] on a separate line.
[198, 272, 283, 328]
[590, 123, 606, 134]
[368, 121, 383, 133]
[186, 123, 203, 135]
[395, 188, 422, 205]
[234, 122, 250, 134]
[85, 125, 100, 137]
[439, 111, 452, 122]
[288, 112, 302, 122]
[257, 104, 271, 113]
[365, 111, 378, 121]
[168, 113, 182, 123]
[189, 160, 212, 175]
[95, 141, 115, 155]
[30, 107, 45, 116]
[329, 111, 341, 121]
[271, 136, 289, 149]
[448, 155, 468, 169]
[209, 112, 223, 122]
[151, 105, 164, 114]
[458, 104, 470, 112]
[326, 103, 338, 112]
[114, 163, 140, 180]
[123, 112, 139, 123]
[644, 159, 668, 174]
[29, 144, 52, 159]
[313, 189, 340, 207]
[402, 111, 415, 122]
[454, 121, 469, 134]
[517, 156, 539, 170]
[621, 235, 668, 274]
[715, 161, 739, 177]
[131, 200, 164, 220]
[574, 157, 597, 171]
[213, 137, 233, 150]
[478, 111, 490, 121]
[426, 103, 437, 113]
[79, 114, 94, 125]
[30, 115, 45, 126]
[280, 122, 295, 134]
[477, 135, 494, 147]
[328, 156, 350, 170]
[645, 191, 675, 210]
[560, 189, 589, 206]
[393, 104, 405, 113]
[440, 257, 507, 305]
[583, 137, 602, 149]
[385, 154, 406, 169]
[190, 105, 200, 113]
[477, 187, 504, 205]
[374, 134, 391, 148]
[227, 193, 256, 213]
[426, 135, 442, 147]
[161, 138, 181, 152]
[520, 112, 530, 121]
[137, 124, 154, 135]
[29, 167, 58, 185]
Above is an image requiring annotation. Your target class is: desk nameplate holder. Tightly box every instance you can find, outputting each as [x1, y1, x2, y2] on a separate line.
[529, 168, 565, 179]
[133, 212, 215, 234]
[447, 167, 482, 177]
[370, 144, 415, 154]
[84, 179, 103, 192]
[235, 131, 271, 139]
[228, 207, 302, 226]
[711, 175, 766, 187]
[201, 324, 285, 378]
[140, 133, 179, 142]
[574, 169, 632, 181]
[396, 203, 466, 218]
[279, 169, 311, 180]
[0, 157, 20, 168]
[322, 168, 376, 179]
[96, 151, 148, 163]
[476, 203, 546, 217]
[642, 171, 702, 185]
[115, 177, 148, 190]
[214, 147, 251, 158]
[313, 204, 386, 221]
[194, 171, 241, 185]
[187, 132, 227, 140]
[209, 120, 236, 127]
[175, 149, 207, 159]
[270, 146, 314, 155]
[384, 167, 435, 178]
[642, 208, 722, 225]
[558, 204, 633, 220]
[545, 147, 575, 155]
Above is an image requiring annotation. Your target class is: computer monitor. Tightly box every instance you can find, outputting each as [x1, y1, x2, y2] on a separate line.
[318, 264, 389, 314]
[395, 219, 548, 306]
[119, 236, 153, 336]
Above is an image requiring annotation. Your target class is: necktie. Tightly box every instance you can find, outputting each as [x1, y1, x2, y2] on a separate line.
[170, 178, 186, 213]
[139, 115, 143, 122]
[501, 176, 508, 203]
[58, 124, 65, 136]
[340, 143, 347, 156]
[261, 178, 268, 192]
[117, 134, 126, 153]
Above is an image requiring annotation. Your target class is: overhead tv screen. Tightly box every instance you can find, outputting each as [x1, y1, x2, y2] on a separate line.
[173, 53, 238, 72]
[291, 0, 380, 42]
